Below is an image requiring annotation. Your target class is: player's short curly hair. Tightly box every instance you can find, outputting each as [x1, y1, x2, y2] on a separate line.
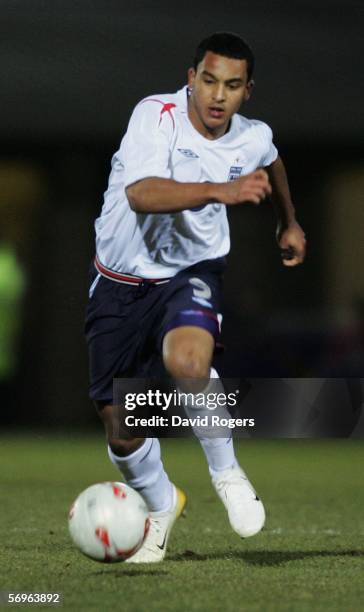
[193, 32, 255, 81]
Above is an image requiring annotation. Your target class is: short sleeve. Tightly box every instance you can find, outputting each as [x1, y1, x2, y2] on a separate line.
[122, 99, 175, 188]
[253, 121, 278, 167]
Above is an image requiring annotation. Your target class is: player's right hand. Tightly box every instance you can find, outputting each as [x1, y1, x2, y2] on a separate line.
[222, 169, 272, 205]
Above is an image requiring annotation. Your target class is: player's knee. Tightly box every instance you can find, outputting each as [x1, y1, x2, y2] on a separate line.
[95, 401, 144, 456]
[165, 351, 210, 380]
[108, 437, 144, 457]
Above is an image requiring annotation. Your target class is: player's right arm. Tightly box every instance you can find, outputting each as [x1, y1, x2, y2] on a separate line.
[127, 171, 271, 214]
[122, 97, 270, 214]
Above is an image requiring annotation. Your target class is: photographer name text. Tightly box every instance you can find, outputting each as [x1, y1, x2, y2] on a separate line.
[124, 415, 255, 429]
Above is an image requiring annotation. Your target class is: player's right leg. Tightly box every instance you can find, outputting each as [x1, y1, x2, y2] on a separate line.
[96, 401, 186, 563]
[85, 271, 185, 562]
[96, 401, 174, 514]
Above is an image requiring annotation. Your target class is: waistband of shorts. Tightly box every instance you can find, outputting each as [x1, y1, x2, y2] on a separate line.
[94, 256, 171, 286]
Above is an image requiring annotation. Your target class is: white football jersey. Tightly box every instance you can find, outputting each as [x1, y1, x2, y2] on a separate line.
[95, 86, 278, 279]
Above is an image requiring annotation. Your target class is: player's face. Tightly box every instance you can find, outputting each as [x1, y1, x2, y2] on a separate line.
[187, 51, 253, 139]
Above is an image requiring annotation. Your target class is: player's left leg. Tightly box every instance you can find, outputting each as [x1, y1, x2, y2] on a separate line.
[163, 325, 237, 471]
[163, 324, 213, 380]
[163, 324, 265, 538]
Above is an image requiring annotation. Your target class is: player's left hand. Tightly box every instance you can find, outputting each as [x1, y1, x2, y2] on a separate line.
[276, 221, 306, 267]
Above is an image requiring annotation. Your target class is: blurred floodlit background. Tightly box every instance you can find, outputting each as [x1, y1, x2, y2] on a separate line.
[1, 1, 363, 429]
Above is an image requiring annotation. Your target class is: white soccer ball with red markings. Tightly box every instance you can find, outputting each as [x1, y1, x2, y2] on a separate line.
[68, 482, 149, 562]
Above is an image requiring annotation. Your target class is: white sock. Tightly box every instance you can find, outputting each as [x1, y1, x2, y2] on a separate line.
[179, 367, 237, 475]
[107, 438, 174, 513]
[199, 437, 237, 476]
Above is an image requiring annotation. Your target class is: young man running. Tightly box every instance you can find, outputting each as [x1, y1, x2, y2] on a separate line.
[85, 32, 306, 562]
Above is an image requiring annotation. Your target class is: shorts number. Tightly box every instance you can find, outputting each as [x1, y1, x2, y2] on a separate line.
[189, 277, 212, 300]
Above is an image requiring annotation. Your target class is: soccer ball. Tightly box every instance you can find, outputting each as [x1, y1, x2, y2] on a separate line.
[68, 482, 149, 562]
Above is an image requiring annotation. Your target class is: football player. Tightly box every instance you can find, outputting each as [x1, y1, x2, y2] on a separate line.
[85, 31, 306, 562]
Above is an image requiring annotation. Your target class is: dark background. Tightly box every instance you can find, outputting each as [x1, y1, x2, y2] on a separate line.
[1, 0, 363, 429]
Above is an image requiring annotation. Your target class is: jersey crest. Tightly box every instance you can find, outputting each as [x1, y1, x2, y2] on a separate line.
[228, 166, 243, 181]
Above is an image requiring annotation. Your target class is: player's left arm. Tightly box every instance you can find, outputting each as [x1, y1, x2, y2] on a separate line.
[266, 156, 306, 267]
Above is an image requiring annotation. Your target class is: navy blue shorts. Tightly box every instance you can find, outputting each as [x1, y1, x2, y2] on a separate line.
[85, 258, 225, 403]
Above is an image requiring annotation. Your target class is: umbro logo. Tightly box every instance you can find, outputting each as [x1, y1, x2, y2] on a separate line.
[178, 148, 199, 158]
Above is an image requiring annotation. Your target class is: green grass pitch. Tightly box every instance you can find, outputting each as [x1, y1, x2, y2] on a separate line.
[0, 434, 363, 611]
